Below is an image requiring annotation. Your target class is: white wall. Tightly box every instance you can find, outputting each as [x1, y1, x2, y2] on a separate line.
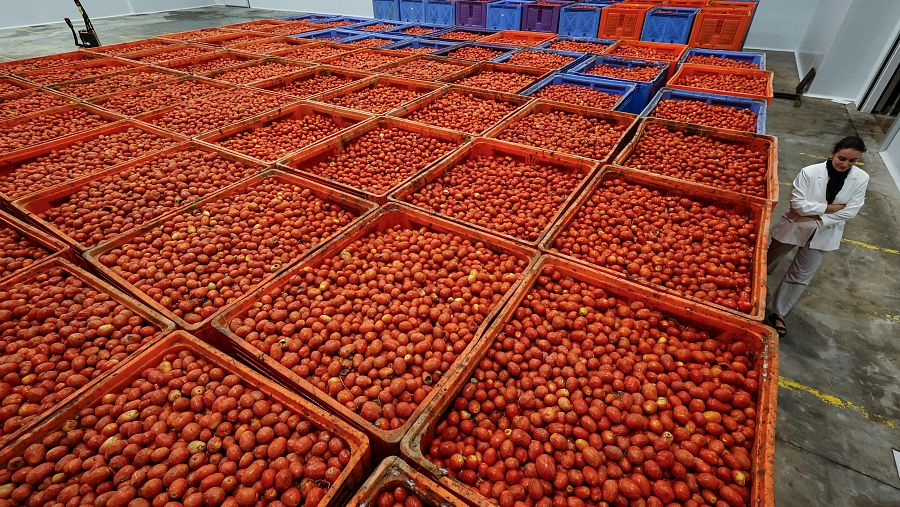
[247, 0, 373, 17]
[879, 120, 900, 192]
[744, 0, 820, 52]
[795, 0, 852, 76]
[806, 0, 900, 104]
[1, 0, 132, 29]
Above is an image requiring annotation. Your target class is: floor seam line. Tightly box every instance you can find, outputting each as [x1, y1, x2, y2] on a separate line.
[777, 437, 900, 491]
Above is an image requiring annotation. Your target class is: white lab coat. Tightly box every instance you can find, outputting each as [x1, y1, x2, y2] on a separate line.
[770, 162, 868, 251]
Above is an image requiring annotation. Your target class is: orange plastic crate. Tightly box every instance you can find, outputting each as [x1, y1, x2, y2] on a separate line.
[84, 37, 183, 57]
[272, 41, 357, 62]
[86, 75, 234, 117]
[310, 74, 445, 115]
[400, 253, 778, 507]
[19, 57, 140, 86]
[347, 457, 467, 507]
[709, 0, 756, 11]
[442, 61, 550, 94]
[194, 30, 273, 47]
[0, 103, 123, 157]
[250, 65, 373, 98]
[0, 51, 103, 75]
[199, 57, 312, 85]
[156, 49, 261, 73]
[0, 209, 69, 284]
[0, 76, 37, 98]
[689, 6, 753, 50]
[669, 63, 774, 104]
[540, 164, 771, 319]
[614, 116, 778, 204]
[598, 3, 654, 40]
[196, 101, 373, 164]
[477, 30, 558, 47]
[0, 330, 371, 506]
[318, 48, 412, 71]
[376, 55, 477, 82]
[390, 137, 598, 245]
[212, 203, 537, 457]
[83, 169, 377, 333]
[483, 99, 638, 163]
[0, 257, 175, 449]
[228, 35, 312, 55]
[279, 116, 469, 203]
[605, 40, 688, 78]
[156, 27, 233, 41]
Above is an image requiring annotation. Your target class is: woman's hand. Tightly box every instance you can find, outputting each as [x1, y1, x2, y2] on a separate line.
[825, 203, 846, 213]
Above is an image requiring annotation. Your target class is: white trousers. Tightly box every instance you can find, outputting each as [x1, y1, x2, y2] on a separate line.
[766, 237, 826, 317]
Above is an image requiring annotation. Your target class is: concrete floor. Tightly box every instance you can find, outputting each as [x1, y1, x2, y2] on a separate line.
[1, 6, 898, 505]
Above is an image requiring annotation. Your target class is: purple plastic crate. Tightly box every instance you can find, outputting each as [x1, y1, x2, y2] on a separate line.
[523, 1, 574, 33]
[456, 1, 491, 28]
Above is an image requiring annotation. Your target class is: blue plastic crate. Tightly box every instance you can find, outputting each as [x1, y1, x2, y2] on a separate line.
[425, 0, 455, 25]
[680, 48, 766, 70]
[351, 20, 409, 32]
[338, 32, 412, 48]
[374, 0, 401, 21]
[304, 15, 372, 29]
[386, 22, 448, 36]
[641, 7, 697, 44]
[568, 55, 668, 113]
[383, 37, 463, 54]
[494, 48, 593, 73]
[400, 0, 427, 22]
[427, 27, 498, 40]
[293, 29, 368, 42]
[558, 3, 605, 38]
[640, 87, 767, 133]
[521, 72, 636, 111]
[536, 35, 614, 53]
[431, 41, 518, 61]
[487, 1, 532, 30]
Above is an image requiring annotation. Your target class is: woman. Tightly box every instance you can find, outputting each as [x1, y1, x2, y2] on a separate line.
[767, 136, 869, 336]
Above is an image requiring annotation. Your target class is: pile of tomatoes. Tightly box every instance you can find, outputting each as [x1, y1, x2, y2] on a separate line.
[404, 90, 520, 134]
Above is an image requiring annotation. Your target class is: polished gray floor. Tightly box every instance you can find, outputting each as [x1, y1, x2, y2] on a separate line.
[1, 6, 899, 505]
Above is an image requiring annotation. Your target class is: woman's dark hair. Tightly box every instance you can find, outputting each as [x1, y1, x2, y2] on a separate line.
[832, 136, 867, 154]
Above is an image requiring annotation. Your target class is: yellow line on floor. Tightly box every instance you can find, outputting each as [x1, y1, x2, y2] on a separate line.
[841, 239, 899, 255]
[778, 377, 896, 429]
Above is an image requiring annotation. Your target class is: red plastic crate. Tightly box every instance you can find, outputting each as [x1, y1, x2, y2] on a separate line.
[0, 103, 123, 157]
[388, 84, 532, 135]
[200, 57, 311, 85]
[0, 120, 186, 202]
[84, 37, 183, 57]
[255, 21, 321, 36]
[272, 41, 357, 62]
[615, 117, 778, 204]
[311, 74, 445, 115]
[709, 0, 756, 11]
[280, 116, 470, 203]
[212, 203, 537, 457]
[689, 6, 753, 50]
[347, 457, 468, 506]
[83, 169, 377, 333]
[250, 65, 373, 99]
[319, 48, 413, 71]
[157, 49, 261, 74]
[605, 39, 688, 78]
[12, 141, 267, 253]
[483, 99, 638, 162]
[390, 137, 597, 245]
[87, 76, 234, 117]
[442, 61, 550, 94]
[376, 55, 477, 82]
[135, 87, 296, 137]
[195, 30, 273, 47]
[598, 3, 654, 40]
[48, 66, 184, 99]
[123, 43, 218, 64]
[478, 30, 558, 47]
[0, 51, 103, 75]
[400, 253, 778, 507]
[669, 63, 775, 104]
[0, 89, 73, 121]
[229, 35, 313, 55]
[0, 257, 175, 449]
[436, 29, 494, 41]
[0, 209, 69, 284]
[197, 102, 373, 164]
[19, 57, 140, 86]
[541, 164, 771, 319]
[0, 76, 37, 98]
[0, 330, 371, 507]
[156, 27, 233, 41]
[219, 19, 295, 32]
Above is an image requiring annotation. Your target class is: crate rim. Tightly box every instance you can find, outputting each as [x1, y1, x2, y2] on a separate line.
[640, 86, 768, 134]
[519, 71, 638, 111]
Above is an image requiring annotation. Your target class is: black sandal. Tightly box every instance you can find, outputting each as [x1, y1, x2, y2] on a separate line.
[769, 314, 786, 337]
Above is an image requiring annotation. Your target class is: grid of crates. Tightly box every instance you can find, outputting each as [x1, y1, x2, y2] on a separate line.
[0, 7, 776, 507]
